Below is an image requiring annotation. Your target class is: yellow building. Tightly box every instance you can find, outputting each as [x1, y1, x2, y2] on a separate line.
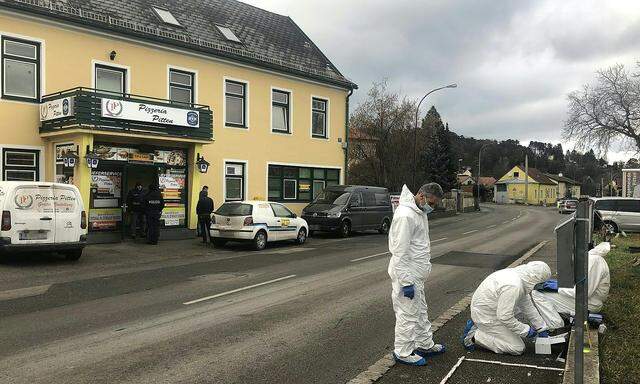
[494, 166, 557, 206]
[0, 0, 356, 242]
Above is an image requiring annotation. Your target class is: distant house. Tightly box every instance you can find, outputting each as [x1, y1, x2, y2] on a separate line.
[545, 173, 581, 199]
[478, 177, 497, 188]
[457, 174, 475, 186]
[495, 166, 557, 205]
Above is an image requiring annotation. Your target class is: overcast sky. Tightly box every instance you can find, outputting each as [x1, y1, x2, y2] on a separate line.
[244, 0, 640, 162]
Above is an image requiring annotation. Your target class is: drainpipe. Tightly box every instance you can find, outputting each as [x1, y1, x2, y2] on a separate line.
[344, 88, 354, 185]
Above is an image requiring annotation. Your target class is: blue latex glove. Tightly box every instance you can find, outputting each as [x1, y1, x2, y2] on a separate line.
[537, 330, 550, 338]
[402, 285, 415, 300]
[542, 279, 558, 292]
[526, 328, 537, 338]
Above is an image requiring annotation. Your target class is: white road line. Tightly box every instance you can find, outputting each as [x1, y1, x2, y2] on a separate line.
[462, 230, 477, 235]
[350, 251, 390, 262]
[487, 225, 496, 229]
[432, 237, 448, 243]
[183, 275, 296, 305]
[502, 221, 510, 224]
[0, 284, 51, 301]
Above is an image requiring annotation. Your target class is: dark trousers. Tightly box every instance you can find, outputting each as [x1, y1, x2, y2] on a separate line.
[198, 215, 211, 243]
[146, 213, 161, 244]
[130, 211, 145, 237]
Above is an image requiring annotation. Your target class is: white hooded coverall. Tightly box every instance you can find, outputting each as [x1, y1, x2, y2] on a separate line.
[388, 185, 433, 358]
[470, 261, 552, 355]
[531, 242, 611, 329]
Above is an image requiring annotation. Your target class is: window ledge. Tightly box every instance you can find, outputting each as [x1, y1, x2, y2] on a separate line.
[271, 130, 293, 135]
[224, 125, 249, 130]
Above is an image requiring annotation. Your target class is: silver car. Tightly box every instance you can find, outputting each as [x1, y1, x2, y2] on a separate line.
[591, 197, 640, 233]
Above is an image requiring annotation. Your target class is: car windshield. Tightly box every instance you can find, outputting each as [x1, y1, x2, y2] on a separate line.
[313, 189, 351, 205]
[215, 203, 253, 216]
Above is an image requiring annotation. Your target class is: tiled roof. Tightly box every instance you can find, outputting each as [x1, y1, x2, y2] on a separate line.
[0, 0, 357, 89]
[478, 176, 496, 186]
[545, 173, 581, 186]
[526, 168, 556, 185]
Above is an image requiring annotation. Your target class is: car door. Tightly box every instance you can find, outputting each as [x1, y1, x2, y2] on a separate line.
[270, 203, 297, 240]
[616, 200, 640, 232]
[10, 185, 56, 244]
[253, 203, 278, 241]
[53, 185, 82, 243]
[347, 192, 365, 230]
[361, 190, 378, 228]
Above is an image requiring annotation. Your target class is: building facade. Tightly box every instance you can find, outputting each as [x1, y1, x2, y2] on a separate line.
[544, 173, 581, 199]
[494, 166, 556, 205]
[0, 0, 356, 242]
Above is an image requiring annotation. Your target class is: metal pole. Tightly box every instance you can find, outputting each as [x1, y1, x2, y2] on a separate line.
[574, 198, 590, 384]
[524, 154, 529, 204]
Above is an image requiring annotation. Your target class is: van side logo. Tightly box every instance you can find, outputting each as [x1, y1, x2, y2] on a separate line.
[104, 100, 124, 117]
[15, 194, 34, 209]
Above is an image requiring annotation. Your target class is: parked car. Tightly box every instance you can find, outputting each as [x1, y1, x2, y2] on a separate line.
[0, 181, 87, 260]
[558, 199, 578, 214]
[210, 200, 308, 250]
[591, 197, 640, 233]
[301, 185, 393, 237]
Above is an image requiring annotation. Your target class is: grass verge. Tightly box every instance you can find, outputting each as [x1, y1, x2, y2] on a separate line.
[600, 234, 640, 383]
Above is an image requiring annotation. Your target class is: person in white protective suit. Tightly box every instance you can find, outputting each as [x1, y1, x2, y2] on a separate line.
[462, 261, 552, 355]
[531, 242, 611, 330]
[388, 183, 446, 366]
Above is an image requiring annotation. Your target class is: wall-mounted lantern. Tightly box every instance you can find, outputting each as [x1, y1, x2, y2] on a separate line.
[196, 153, 210, 174]
[85, 146, 100, 169]
[62, 151, 79, 168]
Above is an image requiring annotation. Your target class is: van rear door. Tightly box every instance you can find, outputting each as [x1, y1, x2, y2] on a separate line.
[53, 185, 81, 243]
[10, 185, 56, 244]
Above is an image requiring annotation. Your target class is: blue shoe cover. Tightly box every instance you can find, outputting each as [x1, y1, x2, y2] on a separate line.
[414, 344, 446, 358]
[461, 319, 476, 351]
[393, 352, 427, 366]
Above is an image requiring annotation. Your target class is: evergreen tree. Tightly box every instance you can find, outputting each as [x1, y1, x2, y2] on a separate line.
[421, 108, 458, 192]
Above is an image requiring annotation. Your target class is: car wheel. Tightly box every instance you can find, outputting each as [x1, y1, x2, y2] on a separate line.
[64, 249, 83, 261]
[604, 221, 619, 234]
[296, 228, 307, 245]
[253, 230, 268, 251]
[212, 238, 227, 248]
[339, 221, 351, 238]
[378, 218, 391, 234]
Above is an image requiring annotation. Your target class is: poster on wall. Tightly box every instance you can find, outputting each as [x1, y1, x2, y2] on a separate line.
[154, 150, 186, 166]
[55, 143, 76, 184]
[624, 170, 640, 197]
[93, 145, 133, 161]
[161, 206, 186, 226]
[91, 171, 122, 199]
[89, 208, 122, 230]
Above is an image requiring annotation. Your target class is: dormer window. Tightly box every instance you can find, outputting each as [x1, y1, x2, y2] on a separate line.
[152, 7, 181, 27]
[216, 25, 242, 43]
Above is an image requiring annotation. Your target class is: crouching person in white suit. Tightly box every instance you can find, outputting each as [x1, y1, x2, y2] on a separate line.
[531, 242, 611, 330]
[462, 261, 552, 355]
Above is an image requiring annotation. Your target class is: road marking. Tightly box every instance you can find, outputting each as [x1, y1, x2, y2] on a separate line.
[432, 237, 448, 243]
[487, 225, 496, 229]
[462, 230, 477, 235]
[350, 251, 390, 262]
[511, 217, 518, 221]
[183, 275, 296, 305]
[0, 284, 51, 301]
[502, 221, 510, 224]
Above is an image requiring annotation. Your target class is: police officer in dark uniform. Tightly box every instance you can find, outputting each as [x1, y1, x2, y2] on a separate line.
[126, 182, 145, 239]
[144, 183, 164, 245]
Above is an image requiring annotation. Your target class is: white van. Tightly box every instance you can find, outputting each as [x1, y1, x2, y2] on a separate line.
[0, 182, 87, 260]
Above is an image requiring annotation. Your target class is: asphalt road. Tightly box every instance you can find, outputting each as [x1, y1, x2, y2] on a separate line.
[0, 204, 562, 384]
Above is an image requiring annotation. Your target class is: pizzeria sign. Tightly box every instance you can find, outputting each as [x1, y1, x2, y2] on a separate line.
[101, 98, 200, 128]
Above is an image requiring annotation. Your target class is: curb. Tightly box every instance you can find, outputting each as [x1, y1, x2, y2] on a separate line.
[346, 240, 549, 384]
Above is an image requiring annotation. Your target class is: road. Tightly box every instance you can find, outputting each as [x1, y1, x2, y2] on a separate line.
[0, 204, 561, 384]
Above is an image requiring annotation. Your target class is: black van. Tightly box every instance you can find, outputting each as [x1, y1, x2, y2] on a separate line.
[301, 185, 393, 237]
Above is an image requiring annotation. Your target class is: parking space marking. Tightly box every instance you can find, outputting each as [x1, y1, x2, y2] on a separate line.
[432, 237, 448, 243]
[183, 275, 296, 305]
[502, 220, 510, 224]
[0, 284, 52, 301]
[350, 251, 390, 262]
[462, 230, 477, 235]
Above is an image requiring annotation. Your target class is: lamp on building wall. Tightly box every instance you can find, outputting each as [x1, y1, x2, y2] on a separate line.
[85, 146, 100, 169]
[196, 153, 210, 174]
[62, 151, 79, 168]
[109, 50, 117, 61]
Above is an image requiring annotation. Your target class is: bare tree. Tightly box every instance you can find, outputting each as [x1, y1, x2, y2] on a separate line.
[564, 63, 640, 156]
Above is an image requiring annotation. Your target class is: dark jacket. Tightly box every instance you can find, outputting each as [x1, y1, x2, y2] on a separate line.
[127, 187, 146, 212]
[196, 190, 214, 216]
[144, 186, 165, 216]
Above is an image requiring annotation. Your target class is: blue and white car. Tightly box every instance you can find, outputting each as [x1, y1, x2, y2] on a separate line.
[210, 200, 309, 250]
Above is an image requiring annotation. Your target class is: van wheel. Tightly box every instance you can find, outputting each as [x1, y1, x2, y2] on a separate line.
[604, 221, 619, 234]
[296, 228, 307, 245]
[212, 238, 227, 248]
[253, 230, 268, 251]
[339, 221, 351, 238]
[379, 218, 391, 234]
[64, 249, 83, 261]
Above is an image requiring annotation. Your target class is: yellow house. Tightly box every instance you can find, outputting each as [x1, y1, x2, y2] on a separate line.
[494, 166, 557, 206]
[0, 0, 356, 242]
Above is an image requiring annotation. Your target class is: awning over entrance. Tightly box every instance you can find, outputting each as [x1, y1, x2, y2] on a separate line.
[39, 87, 213, 142]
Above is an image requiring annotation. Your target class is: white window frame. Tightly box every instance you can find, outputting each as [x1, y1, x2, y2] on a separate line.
[223, 76, 250, 130]
[223, 159, 248, 202]
[283, 179, 297, 200]
[53, 142, 76, 184]
[0, 31, 45, 105]
[0, 145, 44, 182]
[310, 95, 330, 140]
[216, 25, 242, 43]
[270, 86, 293, 135]
[167, 65, 198, 105]
[91, 60, 131, 94]
[152, 6, 182, 27]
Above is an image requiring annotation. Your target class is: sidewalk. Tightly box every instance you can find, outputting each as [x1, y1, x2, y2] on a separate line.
[372, 240, 566, 384]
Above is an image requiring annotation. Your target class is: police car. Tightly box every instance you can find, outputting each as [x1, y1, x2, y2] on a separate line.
[210, 200, 309, 250]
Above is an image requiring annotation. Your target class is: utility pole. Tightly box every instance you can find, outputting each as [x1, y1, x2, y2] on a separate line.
[574, 198, 591, 384]
[524, 154, 529, 205]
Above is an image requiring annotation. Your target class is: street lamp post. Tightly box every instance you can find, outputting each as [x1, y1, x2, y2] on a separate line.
[477, 143, 491, 205]
[412, 83, 458, 189]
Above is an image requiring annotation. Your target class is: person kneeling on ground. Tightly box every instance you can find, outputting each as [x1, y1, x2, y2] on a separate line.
[461, 261, 552, 355]
[531, 242, 611, 330]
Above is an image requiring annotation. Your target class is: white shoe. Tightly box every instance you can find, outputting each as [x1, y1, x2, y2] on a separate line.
[393, 352, 427, 366]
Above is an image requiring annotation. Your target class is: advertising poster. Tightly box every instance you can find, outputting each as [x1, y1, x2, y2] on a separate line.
[161, 206, 186, 226]
[154, 149, 186, 166]
[624, 170, 640, 197]
[89, 208, 122, 230]
[91, 170, 122, 199]
[55, 143, 76, 184]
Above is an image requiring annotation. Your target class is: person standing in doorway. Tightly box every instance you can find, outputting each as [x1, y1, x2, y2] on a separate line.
[144, 183, 164, 245]
[126, 182, 146, 239]
[196, 186, 214, 243]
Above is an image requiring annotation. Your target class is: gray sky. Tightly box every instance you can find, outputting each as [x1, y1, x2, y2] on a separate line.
[244, 0, 640, 162]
